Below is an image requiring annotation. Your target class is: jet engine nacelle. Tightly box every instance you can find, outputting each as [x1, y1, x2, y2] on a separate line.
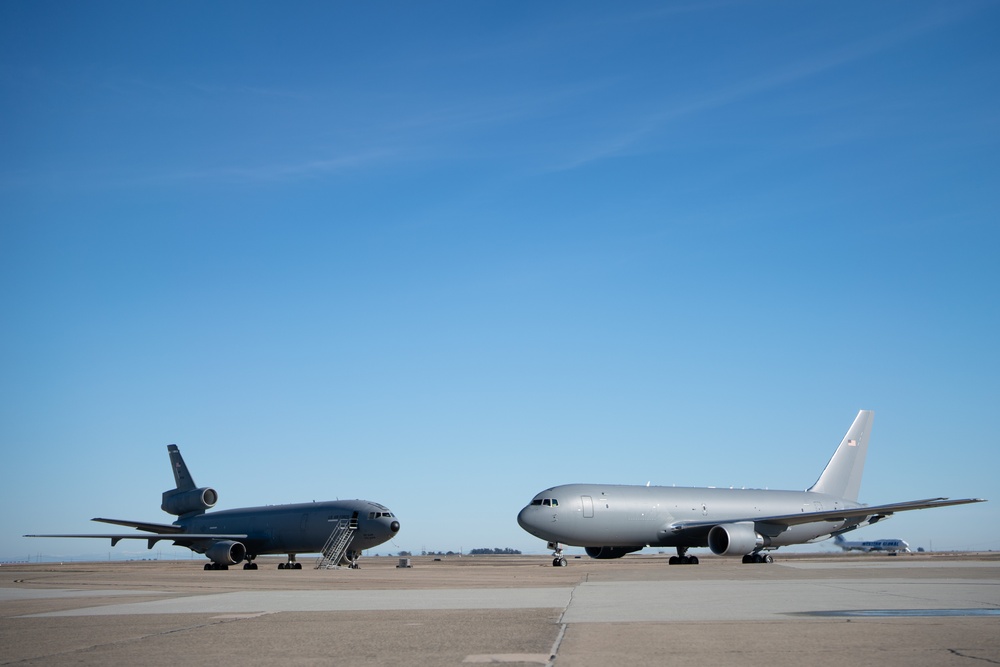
[584, 546, 644, 559]
[205, 540, 246, 566]
[707, 522, 765, 556]
[161, 487, 218, 516]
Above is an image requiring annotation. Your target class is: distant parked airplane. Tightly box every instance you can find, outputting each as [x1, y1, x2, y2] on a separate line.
[834, 535, 910, 553]
[518, 410, 985, 566]
[27, 445, 400, 570]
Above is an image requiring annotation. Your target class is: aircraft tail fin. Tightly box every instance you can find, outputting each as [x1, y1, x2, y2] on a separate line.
[807, 410, 874, 501]
[167, 444, 197, 491]
[161, 445, 217, 516]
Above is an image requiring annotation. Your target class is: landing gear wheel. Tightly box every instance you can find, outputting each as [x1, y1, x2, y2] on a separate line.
[670, 548, 699, 564]
[278, 562, 285, 569]
[670, 555, 699, 564]
[548, 542, 567, 567]
[743, 553, 774, 564]
[293, 562, 302, 570]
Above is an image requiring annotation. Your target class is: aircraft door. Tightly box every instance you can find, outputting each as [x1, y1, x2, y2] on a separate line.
[582, 496, 594, 518]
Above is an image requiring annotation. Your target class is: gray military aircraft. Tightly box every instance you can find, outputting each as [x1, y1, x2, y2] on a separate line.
[518, 410, 985, 566]
[26, 445, 400, 570]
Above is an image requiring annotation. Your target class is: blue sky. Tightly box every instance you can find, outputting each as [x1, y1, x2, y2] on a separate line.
[2, 1, 997, 561]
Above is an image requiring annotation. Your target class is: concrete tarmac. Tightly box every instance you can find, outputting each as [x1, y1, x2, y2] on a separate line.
[1, 553, 998, 666]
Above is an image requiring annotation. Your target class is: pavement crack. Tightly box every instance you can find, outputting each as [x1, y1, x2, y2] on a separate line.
[547, 581, 580, 666]
[545, 623, 567, 667]
[948, 649, 1000, 664]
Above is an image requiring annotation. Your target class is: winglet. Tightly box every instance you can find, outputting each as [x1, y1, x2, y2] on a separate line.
[808, 410, 874, 501]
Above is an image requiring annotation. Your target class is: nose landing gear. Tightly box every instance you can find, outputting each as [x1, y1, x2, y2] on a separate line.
[548, 541, 568, 567]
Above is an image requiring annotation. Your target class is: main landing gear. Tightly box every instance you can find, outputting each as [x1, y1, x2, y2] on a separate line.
[742, 552, 774, 564]
[278, 554, 303, 569]
[668, 547, 699, 565]
[205, 558, 262, 570]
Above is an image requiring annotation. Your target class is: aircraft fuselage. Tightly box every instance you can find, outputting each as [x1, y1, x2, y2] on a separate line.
[179, 499, 400, 557]
[517, 484, 864, 549]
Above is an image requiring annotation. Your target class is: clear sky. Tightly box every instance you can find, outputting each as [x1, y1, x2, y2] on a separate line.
[2, 1, 997, 562]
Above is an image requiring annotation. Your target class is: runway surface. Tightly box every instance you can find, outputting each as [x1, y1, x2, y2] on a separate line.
[2, 553, 998, 666]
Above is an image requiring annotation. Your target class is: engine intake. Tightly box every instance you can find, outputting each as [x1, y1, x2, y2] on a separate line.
[205, 540, 246, 566]
[584, 546, 643, 559]
[161, 487, 218, 516]
[707, 522, 765, 556]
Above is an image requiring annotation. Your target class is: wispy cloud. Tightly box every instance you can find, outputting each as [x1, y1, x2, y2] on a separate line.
[153, 148, 399, 185]
[551, 5, 983, 172]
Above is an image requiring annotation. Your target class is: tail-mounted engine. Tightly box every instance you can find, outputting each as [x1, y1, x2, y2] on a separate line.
[707, 522, 767, 556]
[161, 487, 218, 516]
[584, 545, 644, 559]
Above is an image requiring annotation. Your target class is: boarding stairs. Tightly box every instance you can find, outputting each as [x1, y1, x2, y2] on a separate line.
[315, 516, 358, 569]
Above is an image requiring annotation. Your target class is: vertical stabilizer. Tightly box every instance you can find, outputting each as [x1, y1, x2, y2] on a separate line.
[162, 445, 217, 516]
[807, 410, 874, 501]
[167, 444, 197, 491]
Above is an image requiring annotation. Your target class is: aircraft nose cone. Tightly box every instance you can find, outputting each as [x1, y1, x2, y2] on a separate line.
[517, 506, 532, 531]
[390, 520, 400, 533]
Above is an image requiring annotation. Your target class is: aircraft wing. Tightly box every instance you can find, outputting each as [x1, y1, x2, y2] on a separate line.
[24, 533, 248, 548]
[760, 497, 987, 527]
[668, 497, 986, 534]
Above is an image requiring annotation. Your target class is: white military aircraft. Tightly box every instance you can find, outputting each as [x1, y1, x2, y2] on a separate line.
[834, 535, 910, 553]
[518, 410, 985, 565]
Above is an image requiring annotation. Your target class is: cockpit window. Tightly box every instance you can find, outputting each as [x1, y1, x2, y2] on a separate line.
[543, 499, 551, 506]
[532, 498, 559, 507]
[531, 499, 543, 506]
